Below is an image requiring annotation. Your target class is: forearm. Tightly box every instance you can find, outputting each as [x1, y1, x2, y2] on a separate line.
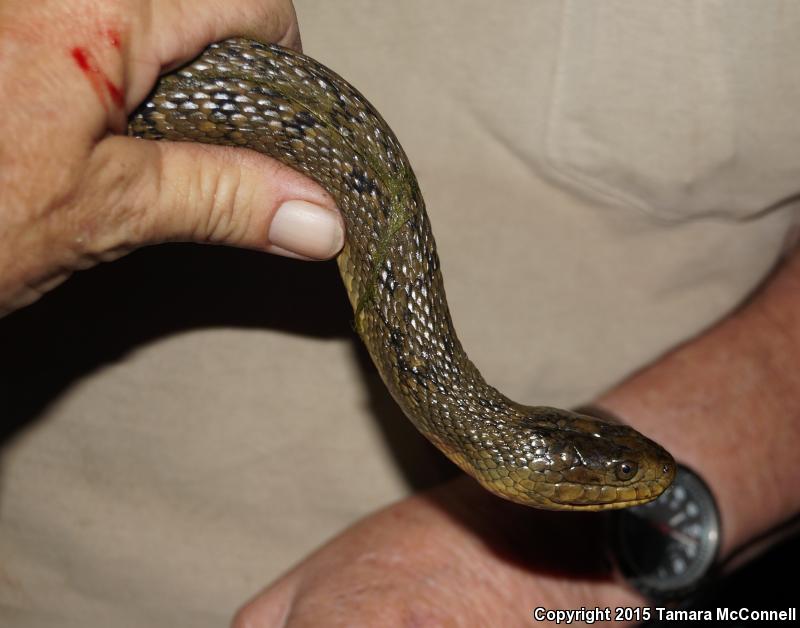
[596, 244, 800, 558]
[236, 249, 800, 626]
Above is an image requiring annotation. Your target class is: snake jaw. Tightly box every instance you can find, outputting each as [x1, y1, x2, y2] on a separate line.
[544, 412, 675, 510]
[458, 409, 676, 511]
[475, 454, 675, 512]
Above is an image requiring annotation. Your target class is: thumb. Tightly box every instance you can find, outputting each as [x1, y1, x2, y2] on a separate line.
[85, 134, 344, 261]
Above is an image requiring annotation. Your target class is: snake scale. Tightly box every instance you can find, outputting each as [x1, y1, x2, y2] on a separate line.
[129, 39, 674, 510]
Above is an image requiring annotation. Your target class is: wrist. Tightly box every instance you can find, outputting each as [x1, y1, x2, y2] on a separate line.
[592, 300, 800, 560]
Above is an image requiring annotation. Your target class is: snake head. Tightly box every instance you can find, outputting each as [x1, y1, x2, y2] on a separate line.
[471, 407, 676, 511]
[542, 410, 675, 510]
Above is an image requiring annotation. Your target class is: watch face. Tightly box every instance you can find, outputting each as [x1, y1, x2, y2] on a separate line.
[610, 465, 721, 600]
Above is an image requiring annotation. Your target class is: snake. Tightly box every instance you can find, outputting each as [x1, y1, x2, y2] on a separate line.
[129, 38, 675, 511]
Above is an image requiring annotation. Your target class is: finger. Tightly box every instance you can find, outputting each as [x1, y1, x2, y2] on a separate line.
[128, 0, 301, 106]
[232, 577, 298, 628]
[155, 0, 302, 64]
[78, 135, 343, 261]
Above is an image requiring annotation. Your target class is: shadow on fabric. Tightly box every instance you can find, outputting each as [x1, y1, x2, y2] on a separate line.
[0, 244, 454, 491]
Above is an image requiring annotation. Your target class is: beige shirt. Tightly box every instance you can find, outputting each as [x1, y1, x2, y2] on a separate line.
[2, 2, 798, 625]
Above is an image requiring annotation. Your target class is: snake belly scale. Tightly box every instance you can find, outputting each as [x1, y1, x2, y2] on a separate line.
[129, 39, 674, 510]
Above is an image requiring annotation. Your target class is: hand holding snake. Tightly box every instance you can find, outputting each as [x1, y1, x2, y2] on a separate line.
[1, 0, 673, 510]
[0, 0, 341, 313]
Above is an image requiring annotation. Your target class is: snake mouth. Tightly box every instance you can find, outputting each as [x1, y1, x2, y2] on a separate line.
[538, 453, 678, 511]
[473, 459, 676, 511]
[542, 494, 665, 512]
[480, 476, 674, 511]
[532, 474, 676, 511]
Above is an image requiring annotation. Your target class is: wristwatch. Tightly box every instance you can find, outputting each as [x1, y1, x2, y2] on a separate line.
[607, 463, 721, 602]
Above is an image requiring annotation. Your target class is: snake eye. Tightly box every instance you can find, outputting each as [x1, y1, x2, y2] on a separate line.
[615, 461, 638, 481]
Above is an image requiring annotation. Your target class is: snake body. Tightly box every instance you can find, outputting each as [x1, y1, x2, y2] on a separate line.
[130, 39, 674, 510]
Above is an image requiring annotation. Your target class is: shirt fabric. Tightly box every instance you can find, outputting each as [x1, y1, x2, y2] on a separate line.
[1, 2, 798, 625]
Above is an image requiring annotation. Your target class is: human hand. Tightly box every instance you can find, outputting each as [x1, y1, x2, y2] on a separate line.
[0, 0, 343, 315]
[233, 476, 643, 628]
[234, 243, 800, 627]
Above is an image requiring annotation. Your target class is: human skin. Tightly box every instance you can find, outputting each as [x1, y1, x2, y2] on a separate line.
[0, 0, 344, 316]
[234, 247, 800, 627]
[3, 1, 799, 627]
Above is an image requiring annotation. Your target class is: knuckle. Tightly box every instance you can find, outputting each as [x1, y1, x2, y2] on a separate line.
[155, 144, 256, 245]
[230, 599, 285, 628]
[249, 0, 300, 48]
[196, 150, 253, 244]
[230, 604, 256, 628]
